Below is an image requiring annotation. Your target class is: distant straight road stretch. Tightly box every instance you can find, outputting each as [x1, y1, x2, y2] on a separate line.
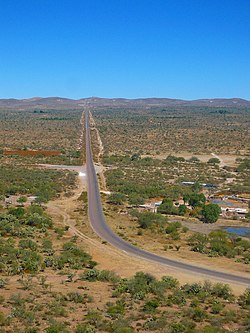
[85, 110, 250, 286]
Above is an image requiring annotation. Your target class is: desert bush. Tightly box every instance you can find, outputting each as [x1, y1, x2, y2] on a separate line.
[132, 211, 167, 229]
[75, 324, 96, 333]
[67, 292, 85, 303]
[238, 288, 250, 308]
[107, 193, 127, 205]
[212, 283, 233, 300]
[106, 300, 125, 319]
[142, 299, 159, 313]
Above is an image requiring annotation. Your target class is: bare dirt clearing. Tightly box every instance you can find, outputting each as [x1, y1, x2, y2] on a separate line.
[143, 152, 244, 167]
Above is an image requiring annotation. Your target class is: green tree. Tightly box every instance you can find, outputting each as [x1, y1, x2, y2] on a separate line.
[188, 233, 208, 253]
[178, 204, 187, 215]
[188, 156, 200, 163]
[191, 182, 202, 192]
[184, 193, 206, 208]
[128, 194, 145, 206]
[8, 207, 25, 218]
[137, 211, 166, 229]
[158, 199, 173, 214]
[208, 158, 220, 164]
[158, 199, 178, 215]
[107, 193, 126, 205]
[236, 159, 250, 172]
[202, 204, 221, 223]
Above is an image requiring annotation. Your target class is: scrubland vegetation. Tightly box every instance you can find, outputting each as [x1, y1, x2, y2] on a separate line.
[0, 165, 76, 203]
[103, 153, 249, 196]
[0, 108, 84, 165]
[92, 106, 250, 268]
[93, 106, 250, 155]
[1, 233, 250, 333]
[0, 104, 249, 332]
[1, 165, 248, 333]
[103, 153, 249, 211]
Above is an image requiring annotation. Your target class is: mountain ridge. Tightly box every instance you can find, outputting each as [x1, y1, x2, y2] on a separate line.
[0, 97, 249, 109]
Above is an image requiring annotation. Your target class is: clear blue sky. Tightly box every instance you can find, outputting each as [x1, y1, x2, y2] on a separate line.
[0, 0, 249, 100]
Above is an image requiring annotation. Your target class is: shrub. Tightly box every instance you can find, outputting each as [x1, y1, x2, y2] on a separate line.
[190, 307, 207, 321]
[20, 250, 42, 273]
[188, 233, 208, 253]
[238, 288, 250, 308]
[212, 283, 233, 300]
[97, 270, 120, 283]
[0, 278, 8, 289]
[143, 299, 159, 313]
[75, 324, 96, 333]
[45, 323, 69, 333]
[107, 193, 126, 205]
[19, 239, 37, 251]
[128, 194, 145, 206]
[165, 221, 182, 234]
[106, 300, 125, 318]
[211, 301, 224, 314]
[17, 196, 27, 203]
[169, 322, 186, 333]
[110, 319, 134, 333]
[182, 282, 202, 295]
[85, 310, 103, 328]
[178, 204, 188, 215]
[9, 207, 25, 217]
[25, 212, 53, 228]
[170, 290, 187, 305]
[25, 328, 39, 333]
[158, 199, 178, 215]
[67, 292, 85, 303]
[136, 211, 166, 229]
[202, 204, 221, 223]
[124, 272, 156, 297]
[54, 242, 92, 270]
[42, 239, 54, 255]
[184, 193, 206, 208]
[161, 276, 179, 289]
[208, 158, 220, 164]
[80, 269, 99, 282]
[0, 311, 7, 326]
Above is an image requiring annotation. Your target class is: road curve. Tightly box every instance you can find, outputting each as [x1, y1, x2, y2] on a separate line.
[85, 111, 250, 286]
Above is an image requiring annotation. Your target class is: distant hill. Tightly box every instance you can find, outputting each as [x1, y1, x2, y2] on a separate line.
[0, 97, 249, 109]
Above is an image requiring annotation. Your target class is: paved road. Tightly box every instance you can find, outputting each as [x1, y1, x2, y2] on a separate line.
[85, 111, 250, 286]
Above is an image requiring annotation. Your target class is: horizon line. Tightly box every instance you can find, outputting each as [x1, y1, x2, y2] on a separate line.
[1, 95, 250, 102]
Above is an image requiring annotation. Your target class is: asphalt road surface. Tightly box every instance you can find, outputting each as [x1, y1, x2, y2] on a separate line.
[85, 111, 250, 286]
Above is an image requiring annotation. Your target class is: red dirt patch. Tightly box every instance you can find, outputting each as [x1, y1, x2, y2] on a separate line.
[4, 149, 61, 156]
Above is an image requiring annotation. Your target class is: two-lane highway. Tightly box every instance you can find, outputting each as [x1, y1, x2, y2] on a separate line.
[85, 110, 250, 286]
